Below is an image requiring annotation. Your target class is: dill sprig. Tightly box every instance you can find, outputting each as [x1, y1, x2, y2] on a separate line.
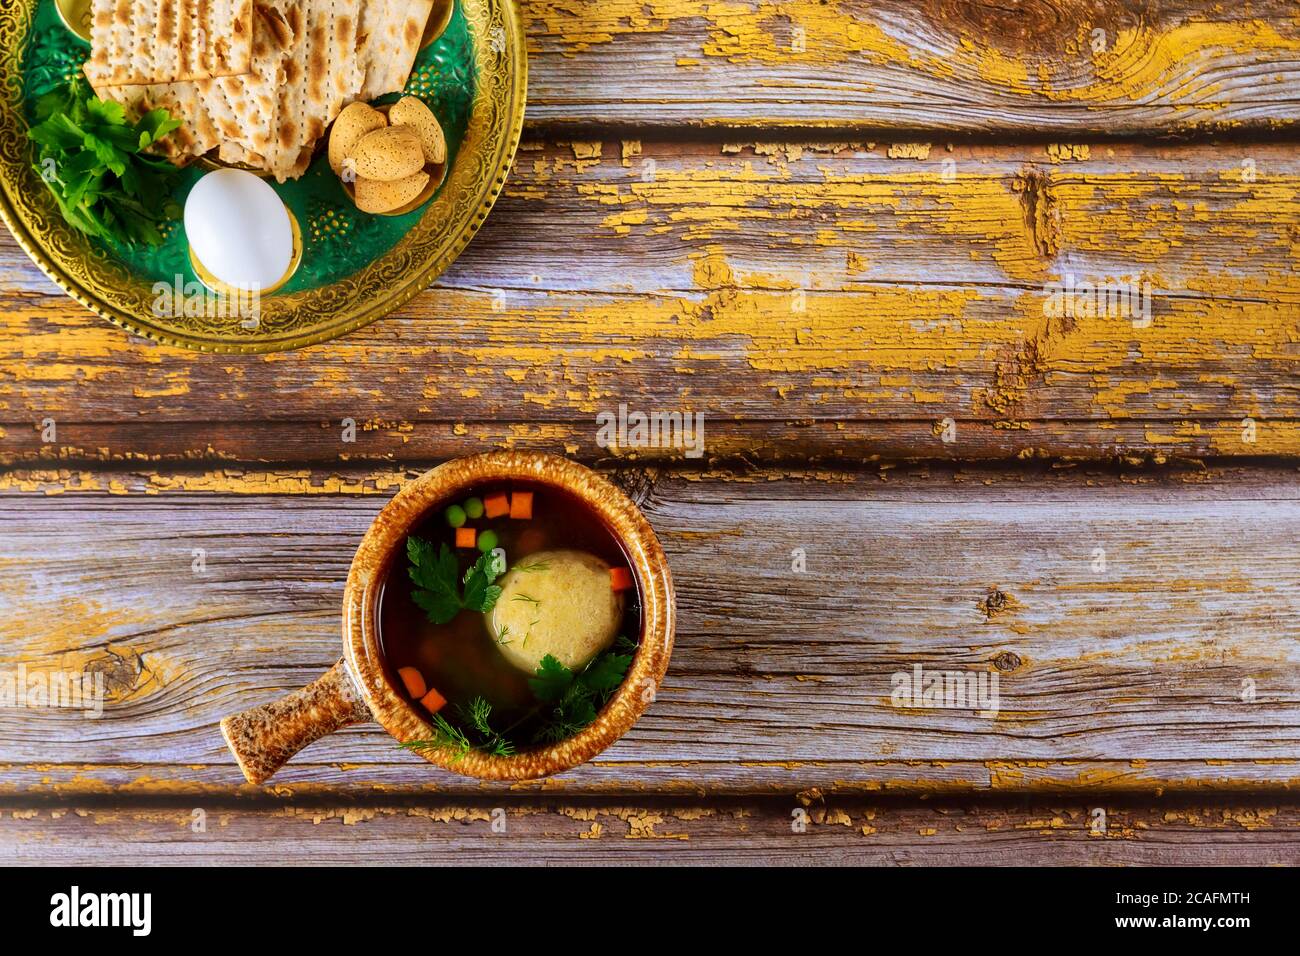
[402, 713, 474, 762]
[401, 696, 515, 761]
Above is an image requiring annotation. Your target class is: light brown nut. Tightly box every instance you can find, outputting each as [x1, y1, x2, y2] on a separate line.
[353, 171, 431, 214]
[389, 95, 446, 165]
[352, 126, 426, 182]
[328, 102, 387, 176]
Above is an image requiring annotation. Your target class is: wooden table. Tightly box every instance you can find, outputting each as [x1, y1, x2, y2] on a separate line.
[2, 0, 1299, 865]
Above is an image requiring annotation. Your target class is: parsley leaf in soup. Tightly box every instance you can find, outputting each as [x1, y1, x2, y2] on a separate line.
[580, 653, 634, 694]
[407, 536, 505, 625]
[461, 552, 503, 613]
[407, 537, 462, 624]
[528, 649, 635, 743]
[528, 654, 574, 703]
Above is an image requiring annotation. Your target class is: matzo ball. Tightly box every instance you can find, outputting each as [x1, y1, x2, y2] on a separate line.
[490, 549, 623, 673]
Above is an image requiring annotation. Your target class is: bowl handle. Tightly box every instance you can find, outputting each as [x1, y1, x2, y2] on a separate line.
[221, 658, 372, 785]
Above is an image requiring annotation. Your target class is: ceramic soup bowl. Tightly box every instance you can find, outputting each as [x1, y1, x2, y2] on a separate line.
[221, 452, 674, 783]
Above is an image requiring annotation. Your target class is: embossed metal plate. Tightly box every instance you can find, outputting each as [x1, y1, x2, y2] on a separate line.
[0, 0, 526, 352]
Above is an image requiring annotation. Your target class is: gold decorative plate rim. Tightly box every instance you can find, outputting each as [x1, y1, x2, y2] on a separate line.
[0, 0, 528, 354]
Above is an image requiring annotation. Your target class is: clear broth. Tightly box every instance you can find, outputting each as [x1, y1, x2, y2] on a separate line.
[378, 481, 641, 745]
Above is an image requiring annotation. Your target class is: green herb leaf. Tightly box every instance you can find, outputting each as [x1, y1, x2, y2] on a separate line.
[408, 537, 505, 624]
[461, 552, 503, 613]
[407, 536, 462, 625]
[404, 696, 515, 762]
[27, 113, 84, 150]
[562, 690, 597, 728]
[85, 95, 126, 127]
[579, 653, 633, 694]
[529, 654, 574, 702]
[459, 696, 495, 738]
[136, 108, 183, 149]
[26, 76, 183, 247]
[401, 714, 473, 763]
[528, 644, 639, 744]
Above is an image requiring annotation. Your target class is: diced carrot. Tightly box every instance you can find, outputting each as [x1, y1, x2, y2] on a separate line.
[419, 686, 447, 714]
[483, 492, 509, 518]
[397, 666, 427, 700]
[609, 566, 634, 592]
[454, 526, 477, 548]
[509, 490, 533, 519]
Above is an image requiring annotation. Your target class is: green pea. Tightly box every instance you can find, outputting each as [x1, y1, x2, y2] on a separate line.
[445, 504, 467, 528]
[477, 529, 499, 553]
[464, 497, 485, 519]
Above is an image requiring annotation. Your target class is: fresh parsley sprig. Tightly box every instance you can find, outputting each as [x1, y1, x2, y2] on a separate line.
[528, 649, 634, 744]
[27, 75, 184, 247]
[407, 536, 504, 625]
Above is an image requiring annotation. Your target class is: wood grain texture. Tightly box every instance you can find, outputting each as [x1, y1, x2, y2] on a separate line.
[1, 796, 1296, 865]
[518, 0, 1300, 133]
[4, 0, 1300, 862]
[1, 141, 1297, 465]
[1, 465, 1297, 797]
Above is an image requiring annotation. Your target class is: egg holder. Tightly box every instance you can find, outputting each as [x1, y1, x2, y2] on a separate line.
[52, 0, 88, 41]
[188, 199, 304, 298]
[220, 452, 676, 784]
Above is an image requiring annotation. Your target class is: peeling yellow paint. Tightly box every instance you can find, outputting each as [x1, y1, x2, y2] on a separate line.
[1046, 143, 1090, 163]
[887, 143, 932, 160]
[526, 3, 1300, 121]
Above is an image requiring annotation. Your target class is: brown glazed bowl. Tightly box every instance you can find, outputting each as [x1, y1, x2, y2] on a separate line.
[221, 452, 674, 784]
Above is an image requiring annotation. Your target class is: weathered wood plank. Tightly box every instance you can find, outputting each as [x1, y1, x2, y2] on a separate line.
[1, 796, 1297, 865]
[4, 759, 1300, 799]
[1, 141, 1297, 463]
[518, 0, 1300, 134]
[1, 465, 1297, 796]
[2, 418, 1298, 475]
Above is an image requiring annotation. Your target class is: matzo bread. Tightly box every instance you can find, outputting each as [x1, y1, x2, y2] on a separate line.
[88, 3, 294, 168]
[356, 0, 433, 102]
[263, 0, 364, 181]
[84, 0, 429, 181]
[85, 0, 255, 87]
[210, 3, 295, 160]
[260, 0, 307, 180]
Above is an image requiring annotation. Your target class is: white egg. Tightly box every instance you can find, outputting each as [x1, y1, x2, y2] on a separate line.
[184, 169, 293, 291]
